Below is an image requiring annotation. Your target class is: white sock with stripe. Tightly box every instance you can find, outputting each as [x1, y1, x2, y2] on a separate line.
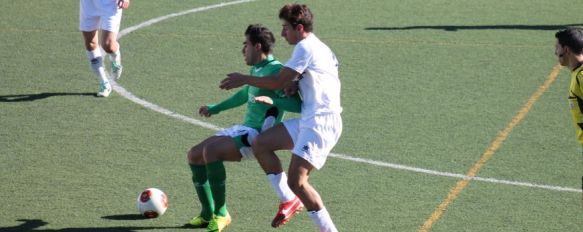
[308, 207, 338, 232]
[267, 172, 296, 202]
[86, 49, 108, 84]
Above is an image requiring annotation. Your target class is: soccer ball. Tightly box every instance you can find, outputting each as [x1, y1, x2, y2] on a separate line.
[137, 188, 168, 218]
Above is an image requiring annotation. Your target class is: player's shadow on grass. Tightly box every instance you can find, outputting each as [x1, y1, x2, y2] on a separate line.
[365, 23, 583, 31]
[0, 92, 96, 102]
[0, 219, 194, 232]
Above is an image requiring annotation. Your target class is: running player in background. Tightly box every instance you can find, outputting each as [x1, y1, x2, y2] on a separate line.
[187, 24, 301, 232]
[79, 0, 129, 97]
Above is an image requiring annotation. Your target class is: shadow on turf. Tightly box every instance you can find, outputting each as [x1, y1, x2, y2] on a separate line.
[365, 23, 583, 31]
[0, 92, 96, 102]
[0, 219, 196, 232]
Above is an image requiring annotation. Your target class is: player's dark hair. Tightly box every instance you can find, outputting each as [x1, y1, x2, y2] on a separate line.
[278, 4, 313, 32]
[245, 24, 276, 54]
[556, 27, 583, 54]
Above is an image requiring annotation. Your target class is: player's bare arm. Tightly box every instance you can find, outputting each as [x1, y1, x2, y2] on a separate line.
[221, 67, 299, 90]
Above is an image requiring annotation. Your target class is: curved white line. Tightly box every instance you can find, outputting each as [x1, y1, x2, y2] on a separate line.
[111, 1, 582, 194]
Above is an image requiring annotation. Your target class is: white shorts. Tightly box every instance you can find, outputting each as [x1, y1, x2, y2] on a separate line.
[79, 0, 123, 32]
[284, 113, 342, 170]
[215, 125, 259, 160]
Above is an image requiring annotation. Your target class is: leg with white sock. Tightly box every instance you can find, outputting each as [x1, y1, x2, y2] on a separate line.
[251, 124, 302, 227]
[253, 124, 293, 198]
[288, 155, 338, 232]
[101, 30, 123, 80]
[82, 30, 111, 97]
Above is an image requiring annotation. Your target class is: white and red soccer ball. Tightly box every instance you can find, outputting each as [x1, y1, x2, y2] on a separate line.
[137, 188, 168, 218]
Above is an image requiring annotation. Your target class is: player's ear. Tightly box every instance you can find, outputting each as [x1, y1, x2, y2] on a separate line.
[255, 43, 262, 52]
[295, 24, 304, 33]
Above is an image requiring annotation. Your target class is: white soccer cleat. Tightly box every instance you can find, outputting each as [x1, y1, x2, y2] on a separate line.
[111, 61, 123, 81]
[97, 82, 112, 97]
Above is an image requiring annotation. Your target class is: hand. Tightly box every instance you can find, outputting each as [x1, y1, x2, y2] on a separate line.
[118, 0, 130, 9]
[198, 105, 211, 117]
[283, 81, 299, 96]
[220, 72, 247, 90]
[254, 96, 273, 105]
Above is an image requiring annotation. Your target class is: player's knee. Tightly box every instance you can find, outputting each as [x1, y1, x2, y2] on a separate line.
[187, 146, 204, 165]
[251, 134, 269, 152]
[101, 38, 117, 53]
[85, 40, 98, 51]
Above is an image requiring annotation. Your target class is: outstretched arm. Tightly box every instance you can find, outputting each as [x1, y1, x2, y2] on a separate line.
[205, 86, 249, 116]
[220, 67, 300, 90]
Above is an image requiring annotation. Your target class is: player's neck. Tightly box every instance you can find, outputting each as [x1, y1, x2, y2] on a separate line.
[569, 54, 583, 71]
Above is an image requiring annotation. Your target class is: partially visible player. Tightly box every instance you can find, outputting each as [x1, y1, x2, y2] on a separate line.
[186, 24, 301, 232]
[555, 27, 583, 202]
[220, 4, 342, 231]
[79, 0, 129, 97]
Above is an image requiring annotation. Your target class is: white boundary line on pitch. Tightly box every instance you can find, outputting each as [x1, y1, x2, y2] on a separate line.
[111, 0, 581, 194]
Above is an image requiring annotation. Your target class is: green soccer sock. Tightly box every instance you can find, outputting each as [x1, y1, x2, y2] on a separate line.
[207, 161, 228, 217]
[190, 164, 214, 220]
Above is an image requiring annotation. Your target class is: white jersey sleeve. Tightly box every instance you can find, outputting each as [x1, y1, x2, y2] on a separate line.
[286, 42, 312, 74]
[285, 34, 342, 118]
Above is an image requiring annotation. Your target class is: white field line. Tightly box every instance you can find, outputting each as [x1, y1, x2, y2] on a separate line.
[111, 1, 582, 194]
[329, 153, 581, 193]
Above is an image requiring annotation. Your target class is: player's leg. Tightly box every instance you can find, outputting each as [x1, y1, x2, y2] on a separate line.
[252, 122, 302, 227]
[199, 136, 242, 232]
[253, 122, 294, 174]
[100, 2, 123, 80]
[187, 136, 223, 227]
[80, 0, 111, 97]
[288, 156, 338, 232]
[100, 30, 123, 80]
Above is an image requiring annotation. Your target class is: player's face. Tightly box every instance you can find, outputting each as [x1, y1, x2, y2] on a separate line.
[281, 21, 301, 45]
[242, 37, 259, 66]
[555, 40, 568, 66]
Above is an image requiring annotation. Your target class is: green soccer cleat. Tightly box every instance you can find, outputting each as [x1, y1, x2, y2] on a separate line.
[111, 61, 123, 81]
[207, 213, 231, 232]
[97, 81, 112, 97]
[188, 215, 210, 228]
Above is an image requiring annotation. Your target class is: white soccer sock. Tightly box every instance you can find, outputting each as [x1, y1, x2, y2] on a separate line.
[267, 172, 296, 202]
[108, 49, 121, 65]
[86, 49, 109, 84]
[308, 207, 338, 232]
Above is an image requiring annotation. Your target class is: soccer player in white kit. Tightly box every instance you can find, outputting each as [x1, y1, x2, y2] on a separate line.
[220, 4, 341, 232]
[79, 0, 129, 97]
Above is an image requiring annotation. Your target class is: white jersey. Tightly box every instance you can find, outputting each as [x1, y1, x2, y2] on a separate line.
[285, 33, 342, 119]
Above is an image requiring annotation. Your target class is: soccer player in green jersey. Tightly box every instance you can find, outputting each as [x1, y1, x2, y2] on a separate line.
[555, 27, 583, 201]
[186, 24, 301, 232]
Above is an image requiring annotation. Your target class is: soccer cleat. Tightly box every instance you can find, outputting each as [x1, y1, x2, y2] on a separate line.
[111, 61, 123, 81]
[188, 215, 210, 228]
[207, 213, 231, 232]
[97, 82, 112, 97]
[271, 196, 304, 228]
